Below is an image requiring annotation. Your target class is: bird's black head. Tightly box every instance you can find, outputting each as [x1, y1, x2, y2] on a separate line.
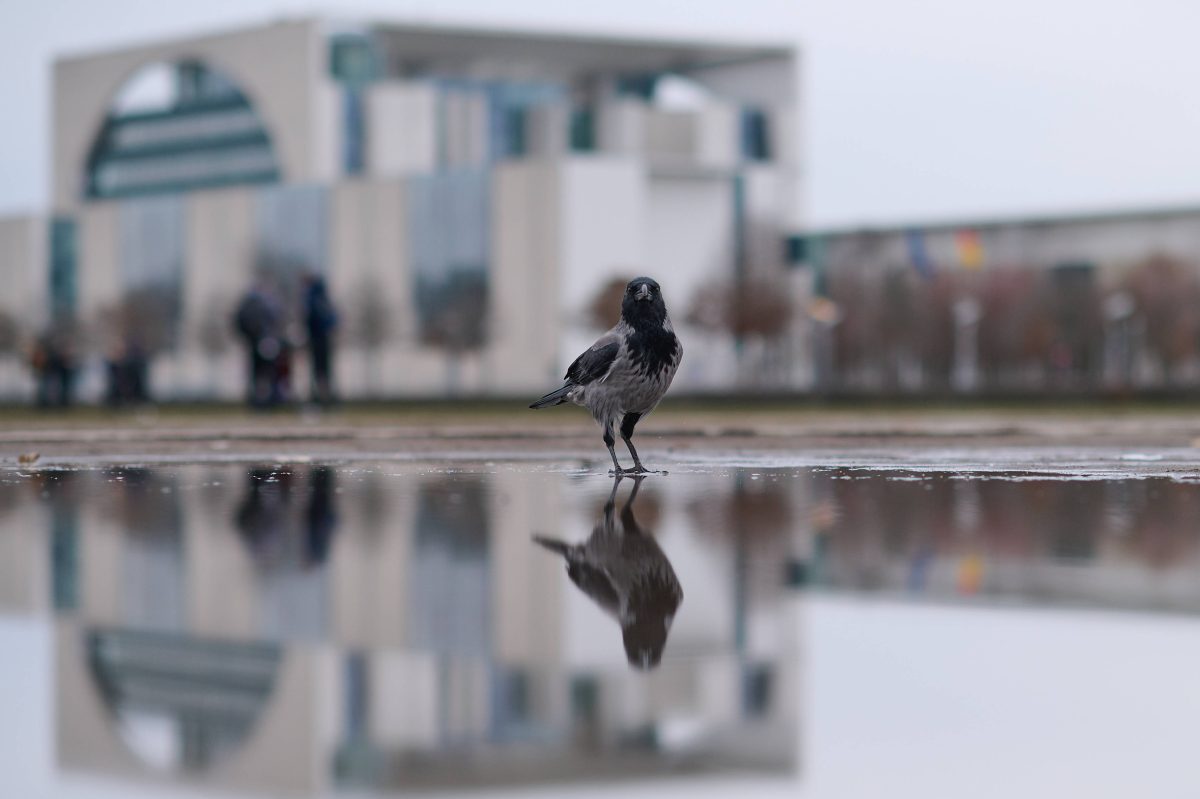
[620, 277, 668, 328]
[622, 608, 674, 670]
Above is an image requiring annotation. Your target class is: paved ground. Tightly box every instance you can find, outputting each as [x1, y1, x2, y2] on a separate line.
[3, 401, 1200, 468]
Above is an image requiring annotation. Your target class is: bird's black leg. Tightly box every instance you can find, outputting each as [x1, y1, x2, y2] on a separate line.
[619, 474, 646, 534]
[603, 426, 625, 475]
[603, 471, 623, 515]
[620, 412, 655, 474]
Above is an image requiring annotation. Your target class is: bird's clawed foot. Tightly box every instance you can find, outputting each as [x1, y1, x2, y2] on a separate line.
[624, 464, 666, 476]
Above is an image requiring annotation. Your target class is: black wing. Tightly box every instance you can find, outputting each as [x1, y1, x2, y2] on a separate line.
[565, 340, 619, 385]
[566, 561, 622, 614]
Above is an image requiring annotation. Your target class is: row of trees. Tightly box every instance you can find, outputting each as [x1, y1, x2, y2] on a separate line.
[585, 253, 1200, 393]
[0, 274, 487, 386]
[9, 253, 1200, 398]
[826, 254, 1200, 392]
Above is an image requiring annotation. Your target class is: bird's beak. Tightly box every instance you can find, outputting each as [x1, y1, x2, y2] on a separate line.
[636, 284, 652, 302]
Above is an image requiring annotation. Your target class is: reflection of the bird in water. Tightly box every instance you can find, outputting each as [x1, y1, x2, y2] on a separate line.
[534, 476, 682, 669]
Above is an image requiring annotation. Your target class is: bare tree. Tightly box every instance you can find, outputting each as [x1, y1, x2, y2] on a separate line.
[0, 309, 24, 397]
[972, 268, 1054, 389]
[418, 274, 488, 394]
[687, 276, 794, 386]
[95, 287, 178, 357]
[0, 309, 21, 361]
[350, 279, 392, 397]
[196, 295, 234, 392]
[586, 276, 635, 330]
[1121, 254, 1200, 384]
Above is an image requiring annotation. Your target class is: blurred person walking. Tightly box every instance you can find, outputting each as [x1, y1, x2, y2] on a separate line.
[234, 277, 283, 408]
[31, 328, 76, 408]
[104, 337, 150, 407]
[303, 274, 338, 406]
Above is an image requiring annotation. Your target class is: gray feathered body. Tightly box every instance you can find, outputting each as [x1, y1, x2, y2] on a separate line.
[530, 277, 681, 472]
[532, 278, 681, 425]
[550, 507, 682, 623]
[566, 317, 682, 432]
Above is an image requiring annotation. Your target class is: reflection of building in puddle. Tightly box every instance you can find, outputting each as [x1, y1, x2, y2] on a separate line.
[813, 472, 1200, 609]
[85, 628, 282, 772]
[0, 471, 63, 615]
[46, 465, 800, 796]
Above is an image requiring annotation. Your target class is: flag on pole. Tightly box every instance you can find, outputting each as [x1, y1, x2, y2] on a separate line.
[905, 230, 936, 280]
[955, 230, 985, 271]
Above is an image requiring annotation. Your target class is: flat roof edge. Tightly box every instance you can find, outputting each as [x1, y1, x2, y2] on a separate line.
[802, 200, 1200, 239]
[54, 15, 795, 67]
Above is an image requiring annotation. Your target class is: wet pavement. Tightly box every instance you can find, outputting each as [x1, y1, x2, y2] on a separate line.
[0, 456, 1198, 797]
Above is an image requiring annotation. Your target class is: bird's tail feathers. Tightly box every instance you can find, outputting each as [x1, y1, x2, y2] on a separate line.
[529, 384, 572, 409]
[532, 535, 574, 557]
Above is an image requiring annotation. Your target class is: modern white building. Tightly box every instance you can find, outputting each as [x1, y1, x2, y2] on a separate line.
[0, 17, 802, 401]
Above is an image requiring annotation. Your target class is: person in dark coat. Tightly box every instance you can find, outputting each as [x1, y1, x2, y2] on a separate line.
[302, 274, 338, 406]
[235, 278, 282, 408]
[32, 327, 76, 408]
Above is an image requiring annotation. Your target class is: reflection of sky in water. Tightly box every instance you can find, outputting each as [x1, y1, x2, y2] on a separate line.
[2, 462, 1200, 797]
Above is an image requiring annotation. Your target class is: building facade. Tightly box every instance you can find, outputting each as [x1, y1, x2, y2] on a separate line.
[791, 206, 1200, 394]
[0, 18, 802, 401]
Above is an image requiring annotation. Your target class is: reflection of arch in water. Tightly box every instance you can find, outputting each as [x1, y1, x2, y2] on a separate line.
[84, 627, 282, 774]
[84, 59, 281, 199]
[59, 621, 326, 794]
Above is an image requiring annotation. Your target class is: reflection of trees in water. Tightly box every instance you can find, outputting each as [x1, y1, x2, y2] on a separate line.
[98, 467, 183, 538]
[415, 478, 489, 552]
[685, 474, 794, 544]
[1025, 481, 1108, 562]
[1111, 480, 1200, 570]
[409, 477, 490, 656]
[686, 473, 795, 585]
[819, 474, 1200, 588]
[96, 468, 186, 630]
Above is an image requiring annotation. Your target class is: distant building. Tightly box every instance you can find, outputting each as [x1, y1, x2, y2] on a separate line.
[789, 205, 1200, 393]
[0, 18, 801, 401]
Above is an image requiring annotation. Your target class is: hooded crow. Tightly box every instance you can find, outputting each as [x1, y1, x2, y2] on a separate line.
[529, 276, 682, 474]
[533, 475, 682, 669]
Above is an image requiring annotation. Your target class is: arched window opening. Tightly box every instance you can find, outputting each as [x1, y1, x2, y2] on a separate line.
[86, 60, 281, 199]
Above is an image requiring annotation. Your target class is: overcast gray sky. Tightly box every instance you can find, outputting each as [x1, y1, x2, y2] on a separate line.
[4, 0, 1200, 227]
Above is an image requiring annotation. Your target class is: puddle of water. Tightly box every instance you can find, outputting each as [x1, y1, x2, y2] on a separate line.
[0, 464, 802, 796]
[0, 461, 1198, 797]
